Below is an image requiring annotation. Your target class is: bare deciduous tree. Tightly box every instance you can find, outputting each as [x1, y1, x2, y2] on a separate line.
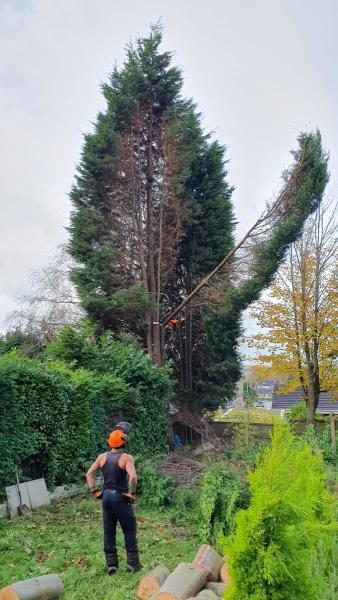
[7, 244, 84, 340]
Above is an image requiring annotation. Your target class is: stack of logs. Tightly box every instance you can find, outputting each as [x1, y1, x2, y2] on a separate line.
[136, 545, 230, 600]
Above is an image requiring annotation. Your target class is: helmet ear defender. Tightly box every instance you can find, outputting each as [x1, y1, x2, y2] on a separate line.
[107, 421, 132, 448]
[108, 429, 128, 449]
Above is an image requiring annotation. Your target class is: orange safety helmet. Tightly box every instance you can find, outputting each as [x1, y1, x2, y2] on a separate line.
[108, 429, 127, 449]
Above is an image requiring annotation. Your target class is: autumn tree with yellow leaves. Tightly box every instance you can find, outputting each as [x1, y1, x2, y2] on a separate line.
[249, 200, 337, 423]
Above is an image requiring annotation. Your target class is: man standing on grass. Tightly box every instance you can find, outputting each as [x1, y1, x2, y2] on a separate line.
[86, 422, 141, 575]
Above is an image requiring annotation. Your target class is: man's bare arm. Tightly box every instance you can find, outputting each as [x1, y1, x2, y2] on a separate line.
[125, 455, 137, 494]
[86, 455, 103, 489]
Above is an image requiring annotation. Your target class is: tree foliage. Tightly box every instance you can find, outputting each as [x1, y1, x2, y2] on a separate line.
[224, 423, 336, 600]
[198, 462, 249, 548]
[0, 329, 45, 358]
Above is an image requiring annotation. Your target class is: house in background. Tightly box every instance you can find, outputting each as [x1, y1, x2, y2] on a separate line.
[272, 388, 338, 415]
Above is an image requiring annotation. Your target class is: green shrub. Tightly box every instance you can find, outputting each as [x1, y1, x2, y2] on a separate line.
[223, 424, 268, 468]
[302, 423, 338, 466]
[198, 462, 249, 550]
[224, 423, 337, 600]
[137, 461, 174, 509]
[171, 485, 200, 527]
[288, 401, 307, 420]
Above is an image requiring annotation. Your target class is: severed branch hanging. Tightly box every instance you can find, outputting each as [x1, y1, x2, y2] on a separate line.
[163, 131, 328, 325]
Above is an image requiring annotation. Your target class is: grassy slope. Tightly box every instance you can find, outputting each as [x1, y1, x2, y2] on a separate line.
[0, 497, 198, 599]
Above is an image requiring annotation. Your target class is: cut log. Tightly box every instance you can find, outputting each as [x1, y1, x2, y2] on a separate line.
[184, 592, 218, 600]
[156, 563, 208, 600]
[192, 545, 223, 582]
[137, 566, 170, 600]
[0, 575, 64, 600]
[0, 590, 20, 600]
[219, 563, 231, 586]
[205, 582, 226, 597]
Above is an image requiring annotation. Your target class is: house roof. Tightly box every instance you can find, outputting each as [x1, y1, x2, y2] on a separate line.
[272, 388, 338, 414]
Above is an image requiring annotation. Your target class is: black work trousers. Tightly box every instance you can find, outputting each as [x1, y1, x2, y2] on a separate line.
[102, 489, 138, 554]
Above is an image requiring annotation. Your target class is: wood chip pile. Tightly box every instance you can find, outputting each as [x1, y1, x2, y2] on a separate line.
[136, 544, 230, 600]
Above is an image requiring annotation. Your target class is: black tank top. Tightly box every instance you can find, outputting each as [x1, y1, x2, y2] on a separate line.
[102, 451, 128, 493]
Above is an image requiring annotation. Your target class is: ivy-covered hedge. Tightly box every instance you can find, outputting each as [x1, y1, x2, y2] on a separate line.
[0, 330, 172, 492]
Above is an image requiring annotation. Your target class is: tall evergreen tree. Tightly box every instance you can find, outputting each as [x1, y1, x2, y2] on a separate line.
[69, 26, 235, 384]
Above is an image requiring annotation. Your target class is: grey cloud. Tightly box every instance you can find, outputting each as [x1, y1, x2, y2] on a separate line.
[1, 0, 337, 330]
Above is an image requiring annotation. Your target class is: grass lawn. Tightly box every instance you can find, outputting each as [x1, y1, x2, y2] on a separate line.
[0, 496, 198, 599]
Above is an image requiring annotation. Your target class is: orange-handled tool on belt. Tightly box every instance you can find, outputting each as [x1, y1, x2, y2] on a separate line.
[89, 486, 103, 500]
[123, 492, 136, 502]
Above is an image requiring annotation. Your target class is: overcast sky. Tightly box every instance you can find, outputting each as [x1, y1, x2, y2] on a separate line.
[1, 0, 337, 333]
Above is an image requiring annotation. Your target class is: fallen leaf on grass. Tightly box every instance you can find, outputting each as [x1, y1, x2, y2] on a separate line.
[74, 556, 88, 567]
[37, 551, 50, 563]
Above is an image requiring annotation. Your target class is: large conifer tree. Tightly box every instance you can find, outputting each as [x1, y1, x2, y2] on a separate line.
[69, 26, 236, 389]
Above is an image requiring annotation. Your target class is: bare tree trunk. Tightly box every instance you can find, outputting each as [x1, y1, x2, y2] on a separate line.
[184, 306, 192, 391]
[289, 248, 307, 396]
[299, 242, 318, 424]
[136, 126, 148, 292]
[306, 379, 316, 424]
[146, 111, 161, 364]
[134, 125, 152, 355]
[312, 206, 321, 414]
[183, 261, 193, 391]
[157, 186, 164, 362]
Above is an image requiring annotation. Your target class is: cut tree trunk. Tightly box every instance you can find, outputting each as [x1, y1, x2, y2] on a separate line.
[195, 591, 218, 600]
[219, 563, 231, 586]
[192, 545, 223, 582]
[0, 575, 63, 600]
[188, 590, 218, 600]
[185, 592, 218, 600]
[204, 582, 226, 597]
[156, 563, 208, 600]
[0, 591, 18, 600]
[137, 566, 170, 600]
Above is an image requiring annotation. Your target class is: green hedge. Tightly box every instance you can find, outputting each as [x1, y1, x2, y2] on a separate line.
[47, 327, 172, 456]
[0, 353, 127, 490]
[0, 332, 172, 492]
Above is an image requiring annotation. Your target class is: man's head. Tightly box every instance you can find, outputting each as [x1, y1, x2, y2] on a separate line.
[107, 421, 132, 449]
